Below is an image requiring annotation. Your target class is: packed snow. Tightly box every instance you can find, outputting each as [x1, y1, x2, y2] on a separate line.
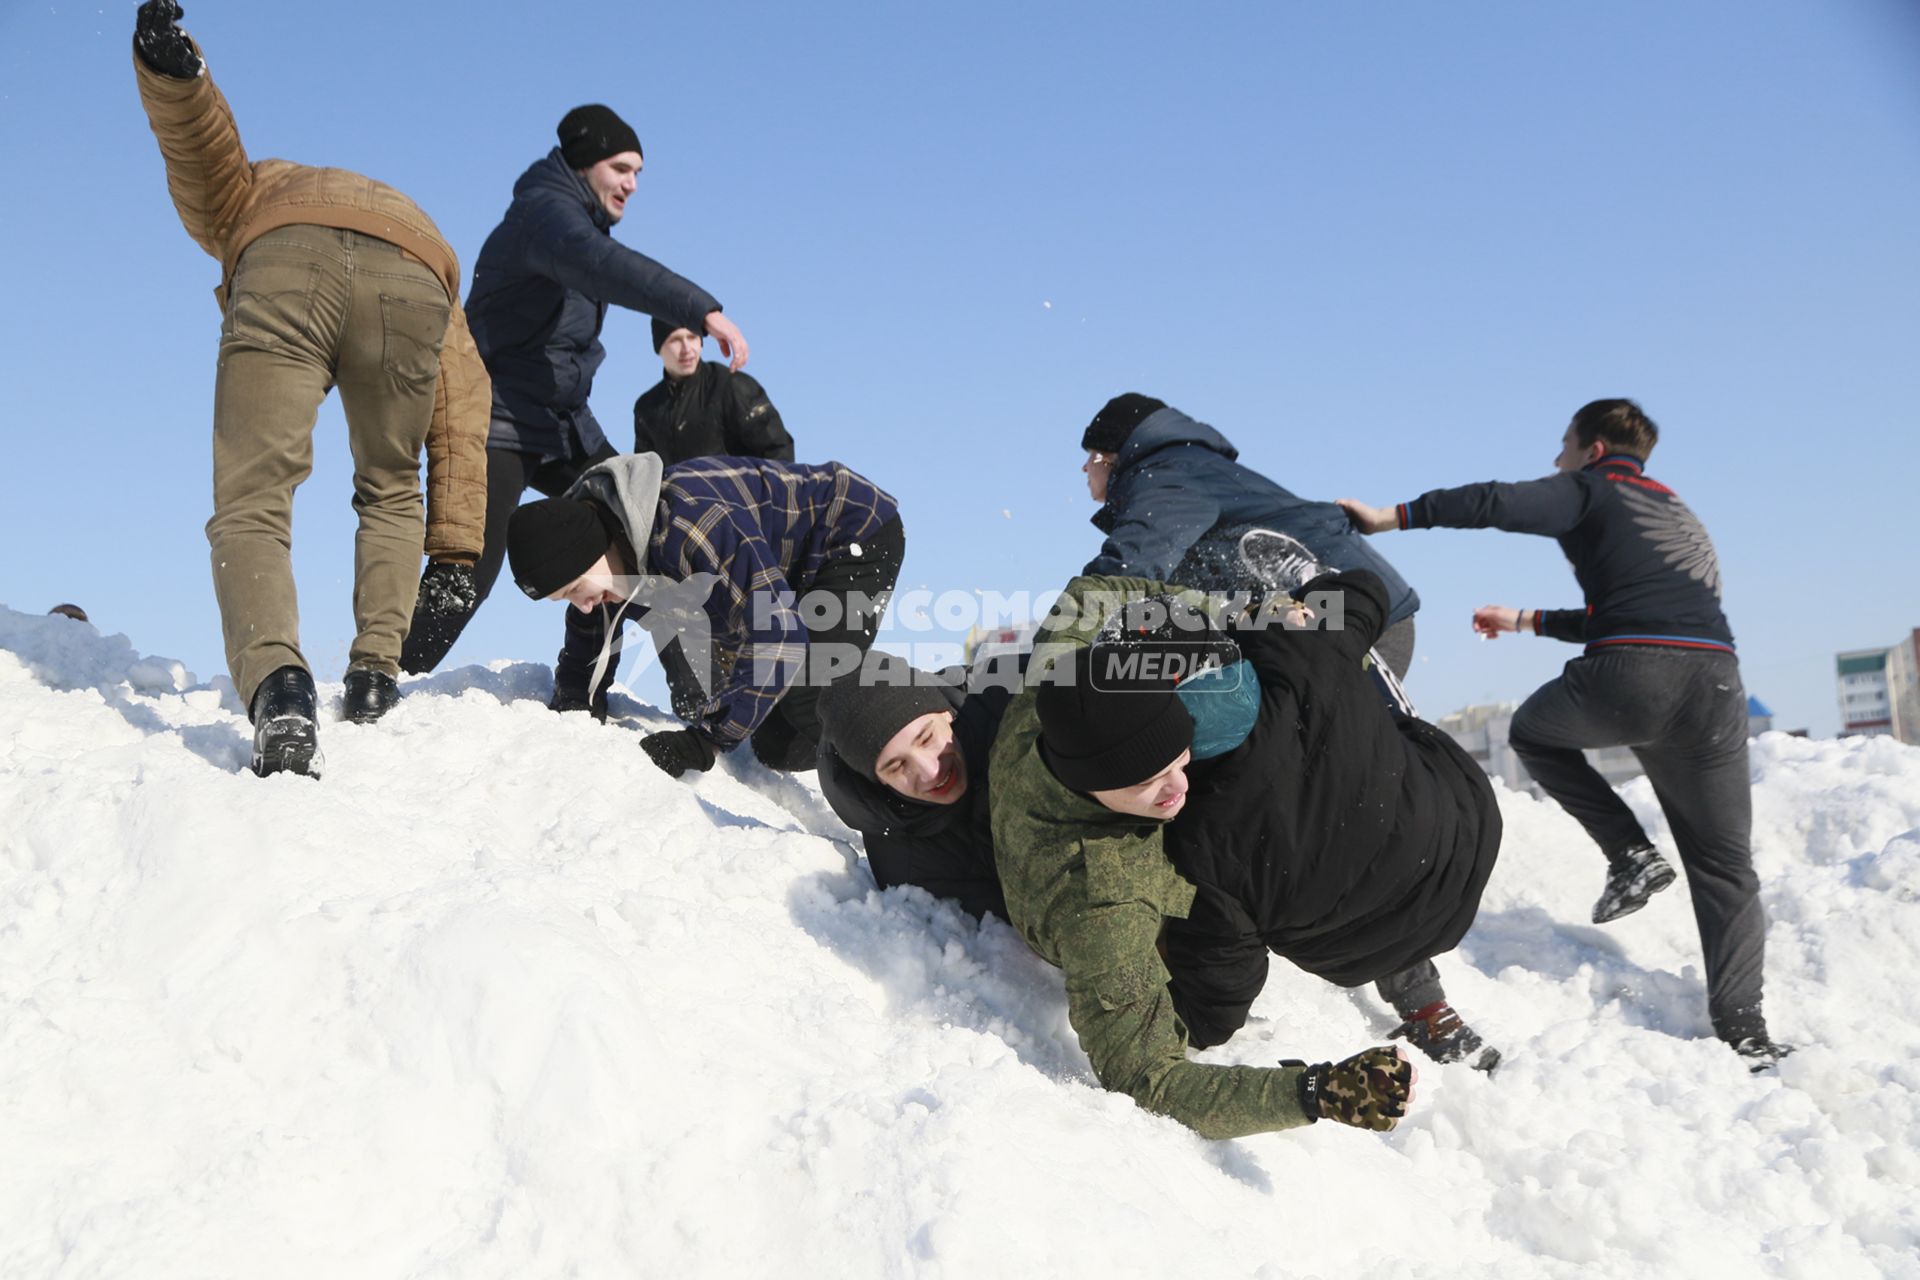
[3, 604, 1917, 1279]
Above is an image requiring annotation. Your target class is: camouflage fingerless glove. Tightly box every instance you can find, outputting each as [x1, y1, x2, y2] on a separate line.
[1299, 1046, 1413, 1131]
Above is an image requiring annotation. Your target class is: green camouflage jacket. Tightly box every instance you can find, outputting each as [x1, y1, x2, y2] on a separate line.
[988, 574, 1313, 1139]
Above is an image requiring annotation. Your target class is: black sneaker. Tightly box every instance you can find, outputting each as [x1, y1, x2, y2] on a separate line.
[1732, 1035, 1795, 1074]
[1389, 1000, 1502, 1073]
[250, 665, 322, 779]
[342, 668, 400, 724]
[1592, 844, 1678, 924]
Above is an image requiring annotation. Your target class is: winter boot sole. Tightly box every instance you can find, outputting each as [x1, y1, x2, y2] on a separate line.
[252, 715, 323, 779]
[1239, 528, 1418, 716]
[1592, 856, 1677, 924]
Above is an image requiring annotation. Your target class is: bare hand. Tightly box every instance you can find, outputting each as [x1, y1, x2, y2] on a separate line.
[704, 311, 748, 371]
[1336, 498, 1397, 535]
[1473, 605, 1520, 639]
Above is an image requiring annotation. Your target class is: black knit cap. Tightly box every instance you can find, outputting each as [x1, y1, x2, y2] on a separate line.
[652, 316, 699, 353]
[817, 652, 956, 781]
[1080, 393, 1168, 454]
[1037, 645, 1193, 793]
[557, 104, 643, 170]
[507, 497, 616, 600]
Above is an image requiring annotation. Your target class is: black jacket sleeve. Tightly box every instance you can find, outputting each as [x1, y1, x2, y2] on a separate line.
[862, 830, 1008, 923]
[1294, 568, 1390, 661]
[1226, 568, 1389, 700]
[1402, 473, 1598, 538]
[722, 372, 794, 462]
[1536, 607, 1588, 644]
[632, 383, 669, 456]
[1162, 887, 1268, 1050]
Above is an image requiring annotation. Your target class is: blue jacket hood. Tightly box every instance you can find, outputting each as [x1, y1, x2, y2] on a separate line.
[1113, 407, 1239, 471]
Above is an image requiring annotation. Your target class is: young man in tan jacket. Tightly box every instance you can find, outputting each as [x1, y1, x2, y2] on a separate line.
[132, 1, 488, 777]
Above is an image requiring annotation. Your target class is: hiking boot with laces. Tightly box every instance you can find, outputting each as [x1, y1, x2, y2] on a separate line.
[1593, 843, 1678, 924]
[1389, 1000, 1502, 1072]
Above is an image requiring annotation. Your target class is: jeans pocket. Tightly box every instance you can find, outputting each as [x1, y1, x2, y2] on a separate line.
[380, 293, 451, 390]
[223, 256, 319, 353]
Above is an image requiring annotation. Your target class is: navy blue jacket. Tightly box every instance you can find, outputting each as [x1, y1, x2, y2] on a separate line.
[467, 150, 723, 458]
[1085, 408, 1420, 626]
[1401, 454, 1735, 653]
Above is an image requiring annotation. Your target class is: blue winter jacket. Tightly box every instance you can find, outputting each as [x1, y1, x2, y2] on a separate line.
[1085, 408, 1421, 626]
[466, 150, 723, 458]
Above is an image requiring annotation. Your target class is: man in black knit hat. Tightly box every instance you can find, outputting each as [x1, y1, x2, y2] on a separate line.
[986, 569, 1507, 1138]
[505, 454, 902, 776]
[634, 318, 793, 464]
[815, 651, 1013, 923]
[399, 102, 751, 682]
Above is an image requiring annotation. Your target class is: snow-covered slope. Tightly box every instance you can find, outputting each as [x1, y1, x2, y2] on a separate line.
[3, 606, 1917, 1279]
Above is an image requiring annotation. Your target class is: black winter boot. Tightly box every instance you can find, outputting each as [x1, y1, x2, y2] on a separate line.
[250, 665, 321, 779]
[1731, 1035, 1795, 1073]
[1390, 1000, 1502, 1072]
[1592, 843, 1678, 924]
[342, 668, 400, 724]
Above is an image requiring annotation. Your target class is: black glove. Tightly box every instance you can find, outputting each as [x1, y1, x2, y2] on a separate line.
[642, 728, 718, 778]
[133, 0, 203, 79]
[416, 561, 479, 619]
[1298, 1046, 1414, 1131]
[398, 562, 480, 675]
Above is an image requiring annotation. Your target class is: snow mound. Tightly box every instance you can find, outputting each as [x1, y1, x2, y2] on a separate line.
[3, 605, 1918, 1278]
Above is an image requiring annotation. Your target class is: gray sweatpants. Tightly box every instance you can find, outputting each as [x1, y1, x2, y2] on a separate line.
[1508, 646, 1767, 1043]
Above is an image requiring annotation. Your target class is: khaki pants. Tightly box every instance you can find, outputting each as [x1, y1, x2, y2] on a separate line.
[209, 225, 450, 706]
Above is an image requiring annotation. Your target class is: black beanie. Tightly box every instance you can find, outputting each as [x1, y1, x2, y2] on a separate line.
[507, 497, 615, 600]
[817, 652, 955, 781]
[557, 104, 643, 170]
[1037, 645, 1193, 793]
[652, 316, 699, 353]
[1080, 393, 1168, 455]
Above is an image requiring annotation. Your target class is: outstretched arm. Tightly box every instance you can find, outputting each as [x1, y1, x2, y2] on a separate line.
[1343, 474, 1598, 538]
[1336, 498, 1399, 535]
[520, 200, 728, 352]
[132, 6, 255, 262]
[704, 311, 749, 373]
[1474, 604, 1587, 644]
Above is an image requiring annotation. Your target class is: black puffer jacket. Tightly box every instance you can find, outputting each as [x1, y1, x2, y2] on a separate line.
[817, 676, 1011, 923]
[467, 150, 723, 457]
[633, 361, 794, 463]
[1163, 569, 1501, 1047]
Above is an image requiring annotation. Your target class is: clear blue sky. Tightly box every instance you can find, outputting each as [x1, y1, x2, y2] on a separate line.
[3, 0, 1916, 735]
